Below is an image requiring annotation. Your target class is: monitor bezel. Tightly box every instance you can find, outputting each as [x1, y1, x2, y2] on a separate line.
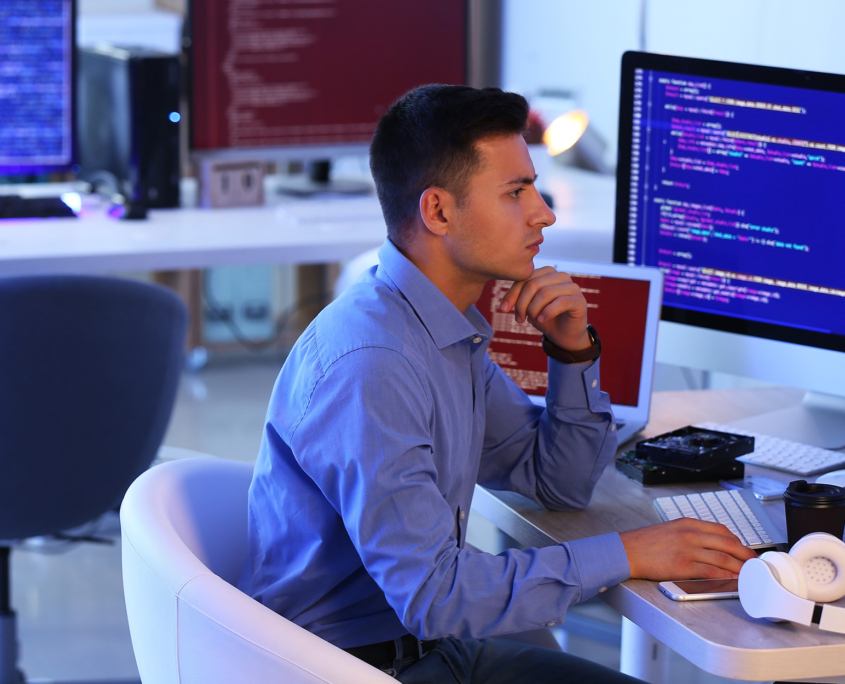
[613, 50, 845, 355]
[0, 0, 77, 175]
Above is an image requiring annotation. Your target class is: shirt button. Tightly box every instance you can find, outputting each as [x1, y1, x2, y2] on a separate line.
[472, 336, 482, 344]
[460, 511, 466, 520]
[591, 379, 598, 389]
[611, 423, 617, 432]
[547, 621, 556, 627]
[599, 587, 608, 593]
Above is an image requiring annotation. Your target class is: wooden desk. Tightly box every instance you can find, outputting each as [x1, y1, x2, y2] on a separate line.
[472, 388, 845, 683]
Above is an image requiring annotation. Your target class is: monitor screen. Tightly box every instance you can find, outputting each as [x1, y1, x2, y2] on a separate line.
[614, 52, 845, 357]
[613, 52, 845, 447]
[0, 0, 75, 174]
[189, 0, 467, 155]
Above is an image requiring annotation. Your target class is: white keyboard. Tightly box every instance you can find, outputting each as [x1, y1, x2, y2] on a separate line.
[697, 422, 845, 476]
[654, 488, 785, 550]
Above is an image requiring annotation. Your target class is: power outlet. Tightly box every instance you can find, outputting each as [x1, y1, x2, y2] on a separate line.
[202, 266, 274, 345]
[199, 160, 265, 208]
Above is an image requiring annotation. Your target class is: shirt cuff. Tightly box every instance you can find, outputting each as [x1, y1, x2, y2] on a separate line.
[566, 532, 631, 601]
[545, 357, 605, 412]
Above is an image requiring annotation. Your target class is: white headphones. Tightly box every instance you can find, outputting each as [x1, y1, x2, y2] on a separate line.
[739, 532, 845, 633]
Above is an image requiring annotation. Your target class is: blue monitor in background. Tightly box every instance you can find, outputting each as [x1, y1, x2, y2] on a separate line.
[0, 0, 76, 175]
[614, 51, 845, 448]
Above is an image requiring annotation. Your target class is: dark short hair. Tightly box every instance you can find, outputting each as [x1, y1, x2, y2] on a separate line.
[369, 85, 529, 246]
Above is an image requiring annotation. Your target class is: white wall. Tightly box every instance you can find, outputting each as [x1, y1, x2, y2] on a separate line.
[647, 0, 845, 74]
[501, 0, 641, 168]
[502, 0, 845, 170]
[77, 0, 182, 54]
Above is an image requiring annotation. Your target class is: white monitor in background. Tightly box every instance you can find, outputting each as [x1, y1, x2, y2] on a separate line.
[614, 51, 845, 448]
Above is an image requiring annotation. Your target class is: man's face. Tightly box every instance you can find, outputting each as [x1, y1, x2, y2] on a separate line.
[444, 133, 556, 285]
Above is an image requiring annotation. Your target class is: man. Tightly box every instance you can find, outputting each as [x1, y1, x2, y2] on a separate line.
[240, 85, 755, 683]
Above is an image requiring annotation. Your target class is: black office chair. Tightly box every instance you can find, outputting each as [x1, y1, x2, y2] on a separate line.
[0, 275, 188, 684]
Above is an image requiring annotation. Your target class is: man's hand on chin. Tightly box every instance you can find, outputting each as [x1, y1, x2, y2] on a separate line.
[498, 265, 591, 351]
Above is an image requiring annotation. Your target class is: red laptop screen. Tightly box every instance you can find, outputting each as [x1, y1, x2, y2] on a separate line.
[477, 274, 651, 407]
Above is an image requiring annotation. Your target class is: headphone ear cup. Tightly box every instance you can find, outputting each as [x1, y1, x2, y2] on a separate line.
[760, 551, 809, 599]
[789, 533, 845, 603]
[796, 532, 843, 545]
[739, 555, 813, 625]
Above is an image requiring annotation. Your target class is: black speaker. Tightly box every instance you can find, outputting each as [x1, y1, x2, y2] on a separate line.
[77, 45, 180, 208]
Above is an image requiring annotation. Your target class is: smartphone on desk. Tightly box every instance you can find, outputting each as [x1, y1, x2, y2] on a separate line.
[658, 578, 739, 601]
[719, 475, 786, 501]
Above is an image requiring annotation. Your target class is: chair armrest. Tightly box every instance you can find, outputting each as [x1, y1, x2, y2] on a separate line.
[176, 574, 396, 684]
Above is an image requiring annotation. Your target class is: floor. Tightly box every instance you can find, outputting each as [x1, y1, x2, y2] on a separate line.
[11, 357, 771, 683]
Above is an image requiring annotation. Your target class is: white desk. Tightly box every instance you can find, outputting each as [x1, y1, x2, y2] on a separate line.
[0, 167, 617, 276]
[472, 387, 845, 684]
[0, 199, 387, 276]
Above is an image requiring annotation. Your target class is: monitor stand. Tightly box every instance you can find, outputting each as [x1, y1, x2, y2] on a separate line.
[729, 391, 845, 450]
[276, 159, 372, 197]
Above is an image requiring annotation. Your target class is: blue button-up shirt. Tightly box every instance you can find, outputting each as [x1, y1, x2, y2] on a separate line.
[240, 239, 630, 649]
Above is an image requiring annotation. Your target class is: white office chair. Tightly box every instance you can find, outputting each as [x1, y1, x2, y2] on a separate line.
[120, 457, 394, 684]
[333, 247, 380, 299]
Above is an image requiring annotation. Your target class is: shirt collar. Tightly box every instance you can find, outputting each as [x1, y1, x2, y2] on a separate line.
[377, 240, 492, 350]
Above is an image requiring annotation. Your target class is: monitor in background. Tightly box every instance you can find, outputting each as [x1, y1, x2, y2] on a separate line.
[188, 0, 466, 191]
[0, 0, 76, 176]
[477, 258, 663, 444]
[614, 51, 845, 448]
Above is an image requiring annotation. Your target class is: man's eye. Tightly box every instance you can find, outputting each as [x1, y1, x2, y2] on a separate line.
[509, 187, 525, 198]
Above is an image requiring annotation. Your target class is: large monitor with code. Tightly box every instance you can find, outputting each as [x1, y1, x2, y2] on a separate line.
[0, 0, 75, 174]
[189, 0, 466, 158]
[613, 51, 845, 447]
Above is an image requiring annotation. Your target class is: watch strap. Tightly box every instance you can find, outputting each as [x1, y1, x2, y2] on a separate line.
[542, 324, 601, 364]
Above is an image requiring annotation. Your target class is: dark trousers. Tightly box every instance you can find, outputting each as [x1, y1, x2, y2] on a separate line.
[395, 636, 647, 684]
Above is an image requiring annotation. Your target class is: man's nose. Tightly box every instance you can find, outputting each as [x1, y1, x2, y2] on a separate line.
[533, 188, 556, 227]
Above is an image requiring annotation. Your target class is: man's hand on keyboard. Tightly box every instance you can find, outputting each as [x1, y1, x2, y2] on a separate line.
[619, 518, 757, 580]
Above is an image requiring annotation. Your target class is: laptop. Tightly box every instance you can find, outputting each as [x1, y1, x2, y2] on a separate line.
[476, 258, 663, 444]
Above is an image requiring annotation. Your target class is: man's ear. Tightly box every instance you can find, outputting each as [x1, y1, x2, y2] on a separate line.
[419, 187, 456, 237]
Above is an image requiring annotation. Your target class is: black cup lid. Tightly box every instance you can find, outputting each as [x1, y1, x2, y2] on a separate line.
[784, 480, 845, 507]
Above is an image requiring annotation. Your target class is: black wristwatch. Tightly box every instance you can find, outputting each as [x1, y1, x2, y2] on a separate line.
[542, 324, 601, 364]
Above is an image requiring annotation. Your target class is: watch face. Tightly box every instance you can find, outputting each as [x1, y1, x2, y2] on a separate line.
[587, 325, 600, 347]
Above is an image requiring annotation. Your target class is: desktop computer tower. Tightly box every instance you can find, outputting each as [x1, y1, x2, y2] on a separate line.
[77, 46, 180, 208]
